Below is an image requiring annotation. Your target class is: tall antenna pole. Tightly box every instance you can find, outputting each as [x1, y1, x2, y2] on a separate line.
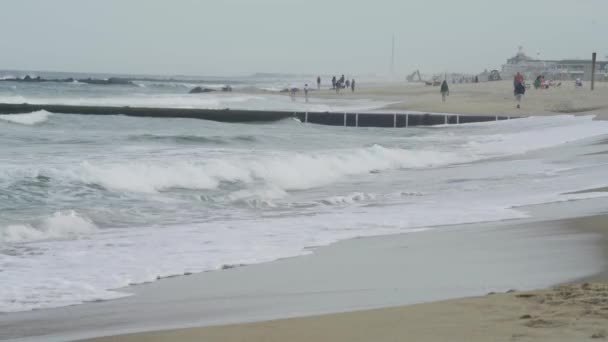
[390, 34, 395, 76]
[591, 52, 597, 91]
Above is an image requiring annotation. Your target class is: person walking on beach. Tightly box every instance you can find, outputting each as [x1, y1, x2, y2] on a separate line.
[317, 76, 321, 90]
[440, 80, 449, 102]
[331, 76, 336, 90]
[304, 83, 309, 102]
[351, 79, 355, 92]
[514, 79, 525, 109]
[514, 72, 524, 87]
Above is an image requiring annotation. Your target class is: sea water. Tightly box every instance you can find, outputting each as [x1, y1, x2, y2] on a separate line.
[1, 77, 608, 313]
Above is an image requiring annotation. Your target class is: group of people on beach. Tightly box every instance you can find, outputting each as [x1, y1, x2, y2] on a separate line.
[330, 75, 355, 93]
[291, 75, 357, 102]
[533, 75, 561, 89]
[290, 75, 356, 103]
[439, 72, 526, 109]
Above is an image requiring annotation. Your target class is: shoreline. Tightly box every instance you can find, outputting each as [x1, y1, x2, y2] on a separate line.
[1, 99, 607, 341]
[82, 213, 608, 342]
[262, 80, 608, 120]
[2, 196, 607, 342]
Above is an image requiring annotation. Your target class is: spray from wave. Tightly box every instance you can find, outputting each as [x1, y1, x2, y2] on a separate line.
[0, 211, 97, 244]
[0, 110, 52, 125]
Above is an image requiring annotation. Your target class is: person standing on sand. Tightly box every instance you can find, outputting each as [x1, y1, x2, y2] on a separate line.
[440, 80, 449, 102]
[332, 76, 336, 89]
[514, 80, 525, 109]
[351, 79, 355, 92]
[304, 84, 309, 102]
[290, 86, 296, 101]
[317, 76, 321, 90]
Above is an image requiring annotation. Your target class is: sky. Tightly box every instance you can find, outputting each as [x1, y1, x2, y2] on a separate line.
[1, 0, 607, 77]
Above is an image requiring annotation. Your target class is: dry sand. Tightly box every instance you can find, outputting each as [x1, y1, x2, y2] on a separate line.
[84, 215, 608, 342]
[266, 80, 608, 119]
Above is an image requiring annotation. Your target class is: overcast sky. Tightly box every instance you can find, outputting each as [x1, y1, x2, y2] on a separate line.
[1, 0, 606, 76]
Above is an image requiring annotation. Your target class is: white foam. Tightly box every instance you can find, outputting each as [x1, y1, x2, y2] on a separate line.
[79, 161, 222, 193]
[320, 192, 376, 205]
[0, 110, 52, 125]
[465, 115, 608, 156]
[70, 146, 466, 194]
[0, 211, 97, 244]
[0, 203, 510, 313]
[2, 115, 608, 313]
[71, 116, 608, 195]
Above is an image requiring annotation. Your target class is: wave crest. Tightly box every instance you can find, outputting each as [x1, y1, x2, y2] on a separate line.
[0, 211, 97, 244]
[75, 145, 460, 194]
[0, 110, 52, 125]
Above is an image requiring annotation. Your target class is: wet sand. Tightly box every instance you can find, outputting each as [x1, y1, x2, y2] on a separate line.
[85, 284, 608, 342]
[82, 214, 608, 342]
[1, 201, 606, 342]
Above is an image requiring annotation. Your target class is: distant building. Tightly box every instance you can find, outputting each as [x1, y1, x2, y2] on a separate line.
[502, 47, 607, 81]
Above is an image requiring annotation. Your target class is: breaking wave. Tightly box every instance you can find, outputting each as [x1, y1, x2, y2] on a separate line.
[0, 211, 97, 244]
[75, 145, 464, 194]
[0, 110, 52, 125]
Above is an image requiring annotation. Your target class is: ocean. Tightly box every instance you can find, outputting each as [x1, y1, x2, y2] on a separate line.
[1, 74, 608, 313]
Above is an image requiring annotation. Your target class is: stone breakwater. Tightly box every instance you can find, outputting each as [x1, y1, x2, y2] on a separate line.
[0, 103, 517, 126]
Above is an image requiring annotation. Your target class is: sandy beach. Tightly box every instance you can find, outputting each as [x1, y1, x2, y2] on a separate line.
[2, 2, 607, 341]
[2, 195, 606, 342]
[263, 80, 608, 119]
[81, 213, 608, 342]
[1, 81, 607, 342]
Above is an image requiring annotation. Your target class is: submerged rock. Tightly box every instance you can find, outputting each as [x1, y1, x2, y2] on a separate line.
[78, 77, 134, 86]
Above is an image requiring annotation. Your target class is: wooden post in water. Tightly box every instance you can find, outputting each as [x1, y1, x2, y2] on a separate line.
[591, 52, 597, 91]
